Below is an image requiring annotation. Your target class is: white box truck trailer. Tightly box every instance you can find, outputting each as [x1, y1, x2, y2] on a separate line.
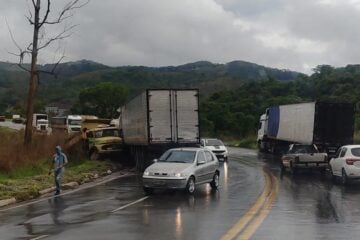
[257, 102, 355, 156]
[120, 89, 200, 170]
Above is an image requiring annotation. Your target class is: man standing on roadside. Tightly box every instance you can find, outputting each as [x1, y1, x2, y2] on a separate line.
[49, 146, 68, 195]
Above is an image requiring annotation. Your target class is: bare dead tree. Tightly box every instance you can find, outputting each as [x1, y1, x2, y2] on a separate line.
[8, 0, 89, 145]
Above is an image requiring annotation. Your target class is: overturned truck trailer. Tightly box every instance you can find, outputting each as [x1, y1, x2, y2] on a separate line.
[120, 89, 200, 170]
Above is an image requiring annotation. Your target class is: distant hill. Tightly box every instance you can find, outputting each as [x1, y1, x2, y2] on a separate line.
[0, 59, 303, 113]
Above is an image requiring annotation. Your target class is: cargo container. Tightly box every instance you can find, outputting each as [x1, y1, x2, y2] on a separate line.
[257, 102, 355, 156]
[120, 89, 200, 169]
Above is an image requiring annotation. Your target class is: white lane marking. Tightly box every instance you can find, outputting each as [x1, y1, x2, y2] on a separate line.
[0, 173, 134, 213]
[30, 235, 49, 240]
[111, 196, 149, 213]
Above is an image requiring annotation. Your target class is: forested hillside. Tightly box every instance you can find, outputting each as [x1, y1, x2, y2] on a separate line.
[0, 60, 299, 114]
[2, 60, 360, 140]
[201, 65, 360, 138]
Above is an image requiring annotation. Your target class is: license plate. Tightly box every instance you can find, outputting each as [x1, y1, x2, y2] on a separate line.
[154, 180, 166, 186]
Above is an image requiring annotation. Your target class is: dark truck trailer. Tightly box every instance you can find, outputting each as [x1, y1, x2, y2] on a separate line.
[120, 89, 200, 170]
[257, 102, 355, 156]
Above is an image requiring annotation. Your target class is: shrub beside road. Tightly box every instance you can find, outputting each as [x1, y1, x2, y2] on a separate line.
[0, 126, 122, 204]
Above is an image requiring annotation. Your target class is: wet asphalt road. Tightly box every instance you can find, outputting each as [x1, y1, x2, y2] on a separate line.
[1, 147, 360, 239]
[0, 121, 25, 130]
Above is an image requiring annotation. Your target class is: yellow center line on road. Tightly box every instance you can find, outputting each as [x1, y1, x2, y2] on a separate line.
[220, 172, 272, 240]
[237, 173, 279, 240]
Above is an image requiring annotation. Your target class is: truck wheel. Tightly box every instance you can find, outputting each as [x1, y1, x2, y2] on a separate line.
[280, 162, 285, 172]
[224, 156, 228, 162]
[341, 169, 348, 185]
[186, 176, 196, 194]
[90, 149, 100, 161]
[143, 187, 154, 195]
[210, 172, 219, 189]
[289, 162, 297, 175]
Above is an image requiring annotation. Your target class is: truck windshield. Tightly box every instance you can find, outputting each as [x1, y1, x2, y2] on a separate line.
[206, 139, 224, 146]
[159, 150, 196, 163]
[68, 120, 82, 125]
[94, 129, 119, 138]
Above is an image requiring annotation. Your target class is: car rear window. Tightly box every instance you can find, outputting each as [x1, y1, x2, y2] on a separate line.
[351, 148, 360, 157]
[289, 145, 318, 154]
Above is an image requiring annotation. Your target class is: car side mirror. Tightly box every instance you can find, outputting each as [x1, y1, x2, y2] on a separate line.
[197, 160, 206, 165]
[153, 159, 158, 163]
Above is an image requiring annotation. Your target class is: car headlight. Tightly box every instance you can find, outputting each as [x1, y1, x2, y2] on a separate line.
[174, 173, 186, 178]
[143, 171, 150, 176]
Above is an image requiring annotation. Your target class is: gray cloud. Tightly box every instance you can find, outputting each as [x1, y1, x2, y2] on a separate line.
[1, 0, 360, 73]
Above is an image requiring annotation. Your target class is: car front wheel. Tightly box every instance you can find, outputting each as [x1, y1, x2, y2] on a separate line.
[143, 187, 154, 195]
[210, 172, 219, 189]
[186, 177, 196, 194]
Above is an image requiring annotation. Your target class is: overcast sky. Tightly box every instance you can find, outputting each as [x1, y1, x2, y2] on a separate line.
[1, 0, 360, 73]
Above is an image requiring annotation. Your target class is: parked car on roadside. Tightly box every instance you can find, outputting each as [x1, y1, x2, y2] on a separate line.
[142, 148, 220, 194]
[0, 116, 5, 122]
[329, 145, 360, 184]
[200, 138, 228, 161]
[281, 144, 328, 174]
[12, 117, 25, 124]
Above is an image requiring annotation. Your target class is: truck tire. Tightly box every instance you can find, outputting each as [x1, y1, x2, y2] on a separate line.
[289, 162, 297, 175]
[280, 162, 285, 172]
[90, 149, 100, 161]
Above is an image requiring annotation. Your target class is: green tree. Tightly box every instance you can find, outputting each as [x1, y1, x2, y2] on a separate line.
[73, 82, 128, 118]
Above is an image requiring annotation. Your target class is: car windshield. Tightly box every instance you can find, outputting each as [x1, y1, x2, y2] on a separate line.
[159, 150, 196, 163]
[94, 129, 119, 138]
[289, 145, 318, 154]
[351, 148, 360, 157]
[206, 139, 224, 146]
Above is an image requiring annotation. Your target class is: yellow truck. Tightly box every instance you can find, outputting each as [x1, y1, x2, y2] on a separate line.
[81, 118, 123, 160]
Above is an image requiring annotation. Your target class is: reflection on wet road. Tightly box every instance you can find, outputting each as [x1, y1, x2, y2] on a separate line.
[1, 147, 360, 239]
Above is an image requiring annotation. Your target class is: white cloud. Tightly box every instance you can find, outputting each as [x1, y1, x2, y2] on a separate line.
[1, 0, 360, 73]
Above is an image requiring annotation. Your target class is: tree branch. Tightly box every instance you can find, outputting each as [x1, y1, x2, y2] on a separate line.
[41, 0, 89, 26]
[5, 18, 22, 53]
[39, 0, 51, 28]
[37, 24, 77, 51]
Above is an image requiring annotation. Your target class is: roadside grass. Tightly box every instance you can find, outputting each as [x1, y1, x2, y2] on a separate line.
[0, 129, 119, 201]
[0, 159, 114, 201]
[0, 129, 68, 172]
[0, 126, 17, 134]
[354, 131, 360, 144]
[225, 136, 258, 149]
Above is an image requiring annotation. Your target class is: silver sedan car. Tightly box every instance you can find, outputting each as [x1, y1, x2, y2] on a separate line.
[142, 148, 220, 194]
